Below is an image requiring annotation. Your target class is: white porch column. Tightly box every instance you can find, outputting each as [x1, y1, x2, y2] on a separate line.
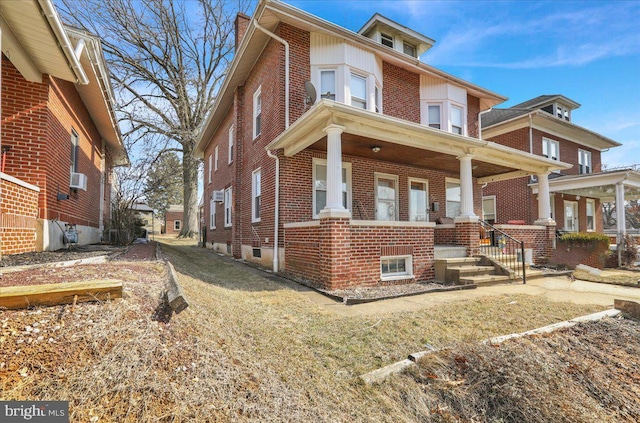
[615, 182, 626, 242]
[534, 172, 555, 225]
[320, 124, 349, 218]
[456, 154, 477, 220]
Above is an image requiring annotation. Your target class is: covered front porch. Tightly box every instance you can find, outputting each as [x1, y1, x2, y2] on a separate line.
[268, 101, 570, 290]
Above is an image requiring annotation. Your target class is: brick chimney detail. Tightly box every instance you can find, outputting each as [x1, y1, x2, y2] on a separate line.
[235, 13, 251, 50]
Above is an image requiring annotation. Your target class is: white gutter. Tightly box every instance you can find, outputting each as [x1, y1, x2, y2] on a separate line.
[39, 0, 89, 85]
[266, 150, 280, 272]
[253, 19, 288, 273]
[253, 20, 289, 128]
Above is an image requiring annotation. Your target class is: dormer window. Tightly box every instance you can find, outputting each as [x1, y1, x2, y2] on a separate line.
[381, 33, 394, 48]
[403, 42, 416, 57]
[541, 103, 571, 122]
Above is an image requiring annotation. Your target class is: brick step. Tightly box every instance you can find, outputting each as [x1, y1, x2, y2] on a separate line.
[459, 274, 514, 286]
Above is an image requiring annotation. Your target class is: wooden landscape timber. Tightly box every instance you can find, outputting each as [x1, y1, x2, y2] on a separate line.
[614, 299, 640, 319]
[0, 280, 123, 310]
[166, 261, 189, 313]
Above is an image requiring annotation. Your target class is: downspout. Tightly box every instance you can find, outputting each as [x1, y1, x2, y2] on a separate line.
[528, 113, 533, 154]
[253, 20, 289, 274]
[477, 107, 492, 140]
[528, 113, 534, 224]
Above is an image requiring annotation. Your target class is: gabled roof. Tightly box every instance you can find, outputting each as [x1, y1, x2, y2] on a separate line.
[481, 108, 531, 128]
[0, 0, 87, 84]
[195, 0, 507, 156]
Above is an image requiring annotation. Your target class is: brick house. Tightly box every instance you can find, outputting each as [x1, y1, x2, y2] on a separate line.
[195, 0, 572, 290]
[1, 0, 128, 255]
[164, 204, 183, 236]
[481, 95, 640, 244]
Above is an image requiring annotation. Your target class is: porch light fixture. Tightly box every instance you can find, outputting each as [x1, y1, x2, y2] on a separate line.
[371, 146, 381, 153]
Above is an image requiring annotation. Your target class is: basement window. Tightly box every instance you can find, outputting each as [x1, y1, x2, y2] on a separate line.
[381, 255, 413, 280]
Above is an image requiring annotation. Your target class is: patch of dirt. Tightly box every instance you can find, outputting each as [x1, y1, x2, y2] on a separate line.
[322, 282, 471, 303]
[0, 245, 123, 268]
[114, 242, 158, 261]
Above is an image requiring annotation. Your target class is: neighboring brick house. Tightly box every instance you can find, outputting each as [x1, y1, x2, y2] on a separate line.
[164, 204, 183, 236]
[1, 0, 128, 255]
[481, 95, 640, 243]
[194, 1, 570, 290]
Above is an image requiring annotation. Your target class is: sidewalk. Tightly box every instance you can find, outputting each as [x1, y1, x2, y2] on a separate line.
[297, 276, 640, 317]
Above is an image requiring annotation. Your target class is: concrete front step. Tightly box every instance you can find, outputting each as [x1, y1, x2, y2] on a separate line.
[460, 274, 515, 286]
[446, 265, 496, 283]
[435, 257, 482, 282]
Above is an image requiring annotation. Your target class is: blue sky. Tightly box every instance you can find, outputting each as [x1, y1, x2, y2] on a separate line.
[275, 0, 640, 169]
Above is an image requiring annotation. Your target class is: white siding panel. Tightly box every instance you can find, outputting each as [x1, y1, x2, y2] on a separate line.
[344, 42, 376, 74]
[310, 33, 344, 65]
[448, 84, 467, 105]
[420, 75, 447, 100]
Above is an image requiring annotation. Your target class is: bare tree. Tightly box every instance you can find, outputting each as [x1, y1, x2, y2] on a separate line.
[60, 0, 250, 237]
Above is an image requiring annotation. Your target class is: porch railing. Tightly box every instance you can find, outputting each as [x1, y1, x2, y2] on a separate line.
[479, 220, 526, 284]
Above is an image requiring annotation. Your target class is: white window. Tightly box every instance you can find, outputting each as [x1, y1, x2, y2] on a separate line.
[224, 187, 232, 227]
[403, 42, 416, 57]
[253, 87, 262, 139]
[482, 196, 496, 224]
[409, 178, 429, 222]
[381, 255, 413, 280]
[320, 70, 336, 100]
[350, 73, 367, 109]
[381, 33, 394, 48]
[228, 126, 234, 164]
[312, 158, 351, 218]
[214, 146, 219, 171]
[208, 155, 212, 183]
[542, 138, 559, 161]
[376, 173, 399, 221]
[446, 178, 461, 218]
[375, 84, 381, 113]
[586, 199, 596, 231]
[428, 104, 441, 129]
[70, 129, 79, 173]
[578, 149, 592, 174]
[209, 197, 216, 229]
[450, 105, 463, 135]
[252, 168, 261, 223]
[174, 220, 181, 231]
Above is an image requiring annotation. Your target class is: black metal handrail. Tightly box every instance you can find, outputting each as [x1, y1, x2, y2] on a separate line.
[479, 220, 526, 284]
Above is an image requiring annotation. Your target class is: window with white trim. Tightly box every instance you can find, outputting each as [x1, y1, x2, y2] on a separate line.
[320, 70, 336, 100]
[209, 197, 216, 229]
[174, 220, 181, 231]
[375, 84, 381, 113]
[312, 158, 351, 218]
[586, 199, 596, 231]
[70, 129, 79, 173]
[482, 196, 496, 224]
[381, 255, 413, 280]
[409, 178, 429, 222]
[208, 154, 212, 183]
[228, 126, 234, 164]
[253, 87, 262, 139]
[380, 33, 394, 48]
[542, 138, 559, 161]
[427, 104, 441, 129]
[224, 187, 232, 227]
[403, 43, 416, 57]
[350, 73, 367, 109]
[446, 178, 461, 218]
[252, 168, 261, 222]
[450, 105, 463, 135]
[214, 146, 219, 171]
[578, 149, 592, 174]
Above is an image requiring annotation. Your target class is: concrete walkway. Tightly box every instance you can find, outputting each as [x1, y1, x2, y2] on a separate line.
[297, 276, 640, 317]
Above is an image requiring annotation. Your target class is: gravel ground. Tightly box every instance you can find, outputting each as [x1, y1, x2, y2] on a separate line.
[322, 282, 462, 302]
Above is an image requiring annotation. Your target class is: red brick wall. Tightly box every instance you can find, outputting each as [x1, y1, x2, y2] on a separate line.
[284, 221, 435, 290]
[550, 239, 609, 269]
[0, 176, 39, 255]
[165, 211, 183, 235]
[467, 94, 480, 139]
[382, 62, 420, 123]
[1, 56, 108, 231]
[434, 225, 456, 244]
[494, 225, 555, 264]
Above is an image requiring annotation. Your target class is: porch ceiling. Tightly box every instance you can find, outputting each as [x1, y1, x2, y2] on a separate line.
[530, 170, 640, 202]
[266, 100, 571, 180]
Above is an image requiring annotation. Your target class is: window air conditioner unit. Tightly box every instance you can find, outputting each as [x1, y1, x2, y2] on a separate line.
[70, 172, 88, 191]
[212, 190, 224, 202]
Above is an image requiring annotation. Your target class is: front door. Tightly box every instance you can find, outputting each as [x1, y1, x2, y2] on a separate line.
[376, 174, 398, 221]
[564, 200, 578, 232]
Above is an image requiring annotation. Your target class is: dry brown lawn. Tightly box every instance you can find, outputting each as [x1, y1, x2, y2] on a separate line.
[574, 268, 640, 287]
[1, 238, 612, 422]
